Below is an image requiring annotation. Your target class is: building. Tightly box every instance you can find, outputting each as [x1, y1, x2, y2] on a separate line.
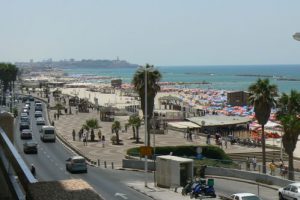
[227, 91, 250, 106]
[111, 79, 122, 88]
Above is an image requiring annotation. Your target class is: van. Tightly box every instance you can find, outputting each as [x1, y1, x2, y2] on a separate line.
[40, 126, 56, 142]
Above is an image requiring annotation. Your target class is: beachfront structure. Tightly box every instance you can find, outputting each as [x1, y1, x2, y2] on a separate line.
[99, 106, 115, 122]
[187, 115, 252, 137]
[111, 79, 122, 88]
[227, 91, 250, 106]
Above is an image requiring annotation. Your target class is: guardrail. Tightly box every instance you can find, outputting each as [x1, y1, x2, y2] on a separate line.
[0, 127, 37, 199]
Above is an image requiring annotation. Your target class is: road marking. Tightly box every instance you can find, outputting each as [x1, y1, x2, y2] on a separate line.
[114, 193, 128, 199]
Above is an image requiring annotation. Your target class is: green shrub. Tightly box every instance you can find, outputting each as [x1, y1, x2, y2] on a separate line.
[127, 145, 231, 161]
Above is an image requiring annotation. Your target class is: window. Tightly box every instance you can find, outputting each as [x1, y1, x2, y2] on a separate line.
[291, 186, 298, 193]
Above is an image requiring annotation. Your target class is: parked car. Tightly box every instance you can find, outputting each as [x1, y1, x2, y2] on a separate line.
[29, 95, 34, 101]
[230, 193, 262, 200]
[22, 108, 29, 115]
[23, 141, 38, 154]
[21, 129, 32, 139]
[278, 183, 300, 200]
[24, 103, 31, 109]
[36, 117, 45, 125]
[34, 111, 43, 118]
[19, 122, 30, 131]
[66, 156, 87, 173]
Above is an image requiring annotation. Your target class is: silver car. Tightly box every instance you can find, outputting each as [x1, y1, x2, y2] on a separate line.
[66, 156, 87, 173]
[36, 117, 45, 125]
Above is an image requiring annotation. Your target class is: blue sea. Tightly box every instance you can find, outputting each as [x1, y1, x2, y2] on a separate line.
[61, 64, 300, 93]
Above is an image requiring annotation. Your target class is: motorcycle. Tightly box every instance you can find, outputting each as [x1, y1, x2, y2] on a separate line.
[189, 179, 216, 199]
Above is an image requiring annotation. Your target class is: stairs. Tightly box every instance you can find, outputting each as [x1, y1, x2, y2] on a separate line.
[227, 150, 288, 163]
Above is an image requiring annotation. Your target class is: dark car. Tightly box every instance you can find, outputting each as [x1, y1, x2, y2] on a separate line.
[21, 129, 32, 139]
[29, 95, 34, 101]
[23, 141, 38, 154]
[19, 122, 30, 131]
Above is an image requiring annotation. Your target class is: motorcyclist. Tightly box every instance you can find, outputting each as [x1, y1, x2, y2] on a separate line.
[31, 164, 36, 176]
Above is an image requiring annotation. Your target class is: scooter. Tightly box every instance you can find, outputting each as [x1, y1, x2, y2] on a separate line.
[189, 180, 216, 199]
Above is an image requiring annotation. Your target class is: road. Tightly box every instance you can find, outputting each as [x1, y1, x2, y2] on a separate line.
[14, 99, 153, 200]
[12, 97, 279, 200]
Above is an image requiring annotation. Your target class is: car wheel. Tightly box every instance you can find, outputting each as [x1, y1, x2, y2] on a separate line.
[279, 193, 285, 200]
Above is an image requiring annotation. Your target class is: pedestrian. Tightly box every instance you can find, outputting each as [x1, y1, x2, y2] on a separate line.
[252, 156, 257, 171]
[72, 129, 76, 141]
[78, 130, 81, 141]
[269, 160, 276, 175]
[54, 113, 56, 120]
[206, 133, 211, 145]
[225, 137, 228, 149]
[101, 135, 105, 147]
[75, 107, 78, 114]
[82, 132, 87, 146]
[31, 164, 36, 176]
[246, 157, 250, 171]
[98, 129, 102, 141]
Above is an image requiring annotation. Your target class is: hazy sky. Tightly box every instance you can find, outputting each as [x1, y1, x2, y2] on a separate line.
[1, 0, 300, 66]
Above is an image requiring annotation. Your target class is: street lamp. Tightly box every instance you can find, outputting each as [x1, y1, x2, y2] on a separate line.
[293, 32, 300, 41]
[144, 69, 148, 187]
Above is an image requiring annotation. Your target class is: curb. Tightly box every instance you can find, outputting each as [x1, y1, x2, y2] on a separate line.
[127, 185, 156, 200]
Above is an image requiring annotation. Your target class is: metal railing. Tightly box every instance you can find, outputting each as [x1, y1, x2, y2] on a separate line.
[0, 127, 37, 199]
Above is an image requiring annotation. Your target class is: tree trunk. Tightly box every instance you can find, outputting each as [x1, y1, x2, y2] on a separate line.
[136, 126, 140, 143]
[288, 152, 295, 180]
[262, 125, 266, 174]
[132, 126, 136, 139]
[116, 131, 119, 144]
[147, 117, 151, 146]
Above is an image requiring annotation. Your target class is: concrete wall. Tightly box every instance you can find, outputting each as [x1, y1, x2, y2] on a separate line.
[206, 166, 293, 187]
[122, 159, 155, 171]
[123, 159, 294, 187]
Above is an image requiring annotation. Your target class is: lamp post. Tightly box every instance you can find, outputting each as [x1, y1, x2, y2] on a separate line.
[144, 69, 148, 187]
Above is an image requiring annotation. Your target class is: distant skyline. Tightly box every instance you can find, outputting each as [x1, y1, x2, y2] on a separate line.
[1, 0, 300, 66]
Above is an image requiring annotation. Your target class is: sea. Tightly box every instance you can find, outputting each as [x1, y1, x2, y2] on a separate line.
[61, 64, 300, 93]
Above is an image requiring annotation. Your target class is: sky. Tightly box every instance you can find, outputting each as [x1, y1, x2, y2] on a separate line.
[1, 0, 300, 66]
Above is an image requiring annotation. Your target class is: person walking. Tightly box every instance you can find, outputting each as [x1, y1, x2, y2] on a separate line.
[206, 133, 211, 145]
[97, 129, 102, 142]
[82, 132, 87, 146]
[252, 156, 257, 171]
[246, 157, 251, 171]
[31, 164, 36, 176]
[72, 129, 76, 141]
[269, 160, 276, 175]
[101, 135, 105, 148]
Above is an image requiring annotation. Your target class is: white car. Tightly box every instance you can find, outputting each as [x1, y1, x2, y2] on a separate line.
[66, 156, 87, 173]
[278, 183, 300, 200]
[34, 111, 43, 118]
[36, 117, 45, 125]
[230, 193, 262, 200]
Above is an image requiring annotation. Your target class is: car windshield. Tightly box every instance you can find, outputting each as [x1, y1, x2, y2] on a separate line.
[73, 159, 85, 163]
[44, 130, 54, 134]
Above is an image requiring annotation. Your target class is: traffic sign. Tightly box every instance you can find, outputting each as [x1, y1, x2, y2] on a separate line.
[140, 146, 152, 156]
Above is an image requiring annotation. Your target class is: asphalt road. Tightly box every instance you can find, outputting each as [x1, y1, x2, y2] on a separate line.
[12, 98, 280, 200]
[13, 100, 153, 200]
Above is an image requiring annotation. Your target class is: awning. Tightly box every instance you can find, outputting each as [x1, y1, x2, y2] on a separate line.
[168, 121, 200, 129]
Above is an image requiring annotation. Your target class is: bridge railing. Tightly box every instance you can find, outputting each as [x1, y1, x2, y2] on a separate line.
[0, 127, 37, 199]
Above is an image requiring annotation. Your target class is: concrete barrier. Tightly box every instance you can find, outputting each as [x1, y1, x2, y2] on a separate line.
[122, 159, 155, 171]
[206, 166, 293, 187]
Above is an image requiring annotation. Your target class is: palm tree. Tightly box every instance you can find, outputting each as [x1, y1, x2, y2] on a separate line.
[112, 120, 121, 145]
[0, 63, 18, 105]
[82, 118, 99, 141]
[128, 114, 142, 143]
[132, 64, 162, 146]
[277, 90, 300, 180]
[248, 78, 278, 174]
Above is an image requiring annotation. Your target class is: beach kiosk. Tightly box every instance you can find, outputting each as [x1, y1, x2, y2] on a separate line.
[156, 155, 193, 188]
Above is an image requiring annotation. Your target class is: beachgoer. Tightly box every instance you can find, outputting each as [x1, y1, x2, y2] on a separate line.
[83, 132, 87, 146]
